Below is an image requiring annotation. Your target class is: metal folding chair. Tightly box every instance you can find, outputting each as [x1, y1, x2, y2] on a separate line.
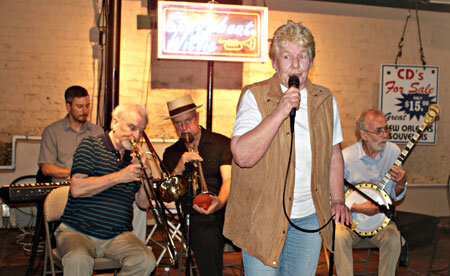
[146, 201, 183, 265]
[42, 186, 122, 276]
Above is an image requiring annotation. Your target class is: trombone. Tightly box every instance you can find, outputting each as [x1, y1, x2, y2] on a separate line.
[141, 132, 187, 203]
[130, 137, 177, 265]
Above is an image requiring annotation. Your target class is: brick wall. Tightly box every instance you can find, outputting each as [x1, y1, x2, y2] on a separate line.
[0, 0, 449, 184]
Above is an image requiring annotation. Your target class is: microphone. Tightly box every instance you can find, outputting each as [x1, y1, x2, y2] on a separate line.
[288, 75, 300, 133]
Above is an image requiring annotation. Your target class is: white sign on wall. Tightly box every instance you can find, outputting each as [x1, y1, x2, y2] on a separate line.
[380, 64, 439, 144]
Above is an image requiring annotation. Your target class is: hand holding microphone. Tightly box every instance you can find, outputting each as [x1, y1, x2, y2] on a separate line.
[288, 75, 300, 133]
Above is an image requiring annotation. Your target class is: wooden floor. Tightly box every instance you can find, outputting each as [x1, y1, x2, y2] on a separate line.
[0, 217, 448, 276]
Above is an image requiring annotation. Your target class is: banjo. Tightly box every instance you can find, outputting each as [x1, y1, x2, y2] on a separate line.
[345, 104, 440, 237]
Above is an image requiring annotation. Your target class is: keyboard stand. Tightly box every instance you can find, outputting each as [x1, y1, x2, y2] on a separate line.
[25, 201, 44, 276]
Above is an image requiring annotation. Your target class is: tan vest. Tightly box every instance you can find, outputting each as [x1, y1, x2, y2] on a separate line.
[223, 74, 335, 267]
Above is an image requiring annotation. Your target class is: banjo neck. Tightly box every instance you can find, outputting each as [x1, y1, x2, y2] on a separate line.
[377, 123, 425, 191]
[377, 104, 440, 192]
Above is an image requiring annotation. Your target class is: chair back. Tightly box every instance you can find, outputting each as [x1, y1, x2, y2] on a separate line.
[44, 186, 70, 222]
[42, 185, 122, 276]
[447, 174, 450, 215]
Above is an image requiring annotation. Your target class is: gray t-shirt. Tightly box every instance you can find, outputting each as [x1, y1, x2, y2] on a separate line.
[37, 114, 104, 182]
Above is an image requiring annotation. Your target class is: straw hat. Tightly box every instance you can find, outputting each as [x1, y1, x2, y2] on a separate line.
[163, 95, 202, 120]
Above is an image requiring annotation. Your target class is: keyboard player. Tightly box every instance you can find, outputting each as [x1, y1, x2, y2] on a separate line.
[37, 86, 103, 182]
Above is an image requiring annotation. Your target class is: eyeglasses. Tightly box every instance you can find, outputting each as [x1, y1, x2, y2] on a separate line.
[363, 126, 390, 136]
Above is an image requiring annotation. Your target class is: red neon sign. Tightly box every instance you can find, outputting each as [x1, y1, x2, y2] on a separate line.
[158, 1, 268, 62]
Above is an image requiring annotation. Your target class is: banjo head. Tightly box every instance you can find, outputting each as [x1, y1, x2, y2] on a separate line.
[345, 183, 392, 237]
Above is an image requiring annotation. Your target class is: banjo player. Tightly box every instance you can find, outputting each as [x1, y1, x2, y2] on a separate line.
[334, 109, 407, 276]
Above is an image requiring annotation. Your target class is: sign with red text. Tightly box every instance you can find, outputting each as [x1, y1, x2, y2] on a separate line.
[380, 64, 439, 144]
[157, 1, 268, 62]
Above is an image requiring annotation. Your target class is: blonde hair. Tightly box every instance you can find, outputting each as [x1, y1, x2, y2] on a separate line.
[269, 20, 316, 62]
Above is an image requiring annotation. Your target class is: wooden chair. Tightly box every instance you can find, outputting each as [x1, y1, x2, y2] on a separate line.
[42, 186, 122, 276]
[322, 239, 377, 276]
[323, 233, 379, 275]
[353, 239, 378, 275]
[223, 242, 244, 276]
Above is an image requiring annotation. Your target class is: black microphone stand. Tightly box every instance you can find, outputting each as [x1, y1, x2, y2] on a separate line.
[179, 162, 196, 276]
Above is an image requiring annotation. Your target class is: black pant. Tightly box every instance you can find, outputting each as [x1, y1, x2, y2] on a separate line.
[190, 212, 225, 276]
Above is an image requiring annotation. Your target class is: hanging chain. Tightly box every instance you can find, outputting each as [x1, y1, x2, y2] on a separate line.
[394, 0, 427, 69]
[395, 8, 411, 67]
[415, 0, 427, 68]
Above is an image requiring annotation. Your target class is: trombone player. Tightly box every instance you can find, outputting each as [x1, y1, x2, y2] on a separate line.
[55, 104, 156, 276]
[162, 95, 232, 276]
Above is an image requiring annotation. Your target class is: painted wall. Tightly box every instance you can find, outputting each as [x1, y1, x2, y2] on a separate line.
[0, 0, 448, 215]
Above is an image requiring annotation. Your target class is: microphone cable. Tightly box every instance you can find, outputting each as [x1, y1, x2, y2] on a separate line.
[282, 127, 335, 233]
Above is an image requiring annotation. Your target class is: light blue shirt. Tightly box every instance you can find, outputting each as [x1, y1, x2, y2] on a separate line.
[343, 140, 406, 203]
